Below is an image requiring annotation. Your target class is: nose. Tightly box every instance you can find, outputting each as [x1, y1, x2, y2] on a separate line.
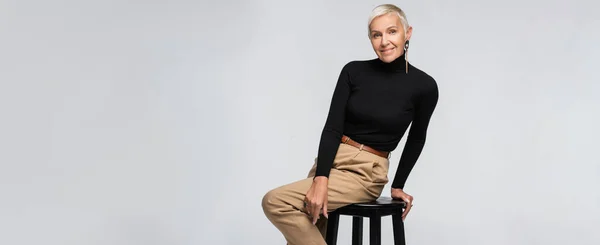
[380, 34, 390, 47]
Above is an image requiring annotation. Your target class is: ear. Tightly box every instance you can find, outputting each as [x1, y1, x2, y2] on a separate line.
[405, 26, 413, 41]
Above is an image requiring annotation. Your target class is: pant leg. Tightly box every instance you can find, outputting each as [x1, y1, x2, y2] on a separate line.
[262, 143, 389, 245]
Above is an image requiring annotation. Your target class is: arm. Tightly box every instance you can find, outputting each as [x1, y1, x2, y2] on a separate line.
[313, 62, 353, 178]
[391, 79, 439, 189]
[304, 62, 353, 224]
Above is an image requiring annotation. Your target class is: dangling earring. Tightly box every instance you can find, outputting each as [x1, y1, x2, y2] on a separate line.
[404, 40, 410, 74]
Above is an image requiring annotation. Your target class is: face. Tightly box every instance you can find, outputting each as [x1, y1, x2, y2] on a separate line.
[368, 13, 412, 63]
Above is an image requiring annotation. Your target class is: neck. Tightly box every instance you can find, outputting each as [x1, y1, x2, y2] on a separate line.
[377, 53, 407, 73]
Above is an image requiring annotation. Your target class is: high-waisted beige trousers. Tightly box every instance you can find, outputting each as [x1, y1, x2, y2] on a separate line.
[262, 142, 390, 245]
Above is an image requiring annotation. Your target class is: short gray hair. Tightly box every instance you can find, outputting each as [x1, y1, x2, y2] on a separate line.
[367, 4, 409, 37]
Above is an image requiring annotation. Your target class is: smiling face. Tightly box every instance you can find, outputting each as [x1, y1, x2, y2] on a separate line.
[368, 13, 412, 63]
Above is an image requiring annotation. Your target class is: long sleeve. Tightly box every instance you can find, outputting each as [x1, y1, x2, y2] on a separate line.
[314, 63, 353, 178]
[391, 79, 439, 189]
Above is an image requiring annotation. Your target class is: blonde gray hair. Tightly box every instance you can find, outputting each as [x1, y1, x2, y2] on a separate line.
[367, 4, 409, 37]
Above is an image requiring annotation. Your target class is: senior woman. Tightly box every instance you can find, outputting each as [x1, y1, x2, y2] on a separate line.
[262, 4, 439, 245]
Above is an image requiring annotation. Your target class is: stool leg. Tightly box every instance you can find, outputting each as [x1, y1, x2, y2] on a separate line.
[392, 214, 406, 245]
[369, 216, 381, 245]
[325, 213, 340, 245]
[352, 217, 363, 245]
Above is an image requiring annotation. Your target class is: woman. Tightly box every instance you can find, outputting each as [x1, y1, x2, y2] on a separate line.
[262, 4, 439, 244]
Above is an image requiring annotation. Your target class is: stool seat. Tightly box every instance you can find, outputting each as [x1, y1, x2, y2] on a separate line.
[326, 197, 407, 245]
[336, 196, 406, 212]
[346, 196, 406, 207]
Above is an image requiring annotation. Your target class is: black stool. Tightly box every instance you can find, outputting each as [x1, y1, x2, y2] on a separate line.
[325, 197, 407, 245]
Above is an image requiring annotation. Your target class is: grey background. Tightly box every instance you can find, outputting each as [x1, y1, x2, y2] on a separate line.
[1, 0, 599, 244]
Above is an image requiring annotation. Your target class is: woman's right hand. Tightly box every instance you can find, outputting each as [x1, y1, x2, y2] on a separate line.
[304, 176, 329, 224]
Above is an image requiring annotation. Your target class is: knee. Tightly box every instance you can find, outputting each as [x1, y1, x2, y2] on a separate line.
[261, 188, 283, 217]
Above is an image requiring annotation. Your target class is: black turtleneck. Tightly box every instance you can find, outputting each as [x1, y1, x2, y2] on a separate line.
[314, 54, 439, 189]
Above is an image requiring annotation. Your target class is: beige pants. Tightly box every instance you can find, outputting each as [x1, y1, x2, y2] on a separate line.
[262, 143, 390, 245]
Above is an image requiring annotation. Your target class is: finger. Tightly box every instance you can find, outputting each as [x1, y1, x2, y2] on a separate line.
[322, 200, 328, 219]
[402, 202, 412, 219]
[402, 198, 412, 219]
[312, 205, 320, 224]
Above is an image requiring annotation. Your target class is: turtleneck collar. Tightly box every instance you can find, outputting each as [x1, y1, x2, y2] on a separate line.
[375, 53, 407, 73]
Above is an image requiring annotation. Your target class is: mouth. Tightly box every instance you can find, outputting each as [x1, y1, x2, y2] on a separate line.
[380, 47, 395, 55]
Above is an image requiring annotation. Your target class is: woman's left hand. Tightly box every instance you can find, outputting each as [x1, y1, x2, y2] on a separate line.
[391, 188, 413, 221]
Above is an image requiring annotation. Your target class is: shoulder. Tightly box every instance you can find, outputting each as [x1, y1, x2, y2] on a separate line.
[408, 64, 438, 92]
[407, 64, 439, 103]
[332, 60, 374, 85]
[340, 59, 373, 71]
[338, 58, 380, 80]
[408, 64, 437, 86]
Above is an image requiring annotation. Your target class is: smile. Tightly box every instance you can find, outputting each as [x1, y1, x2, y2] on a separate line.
[381, 48, 395, 54]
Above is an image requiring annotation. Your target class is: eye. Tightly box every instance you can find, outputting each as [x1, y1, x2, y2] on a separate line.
[372, 33, 381, 38]
[389, 29, 397, 34]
